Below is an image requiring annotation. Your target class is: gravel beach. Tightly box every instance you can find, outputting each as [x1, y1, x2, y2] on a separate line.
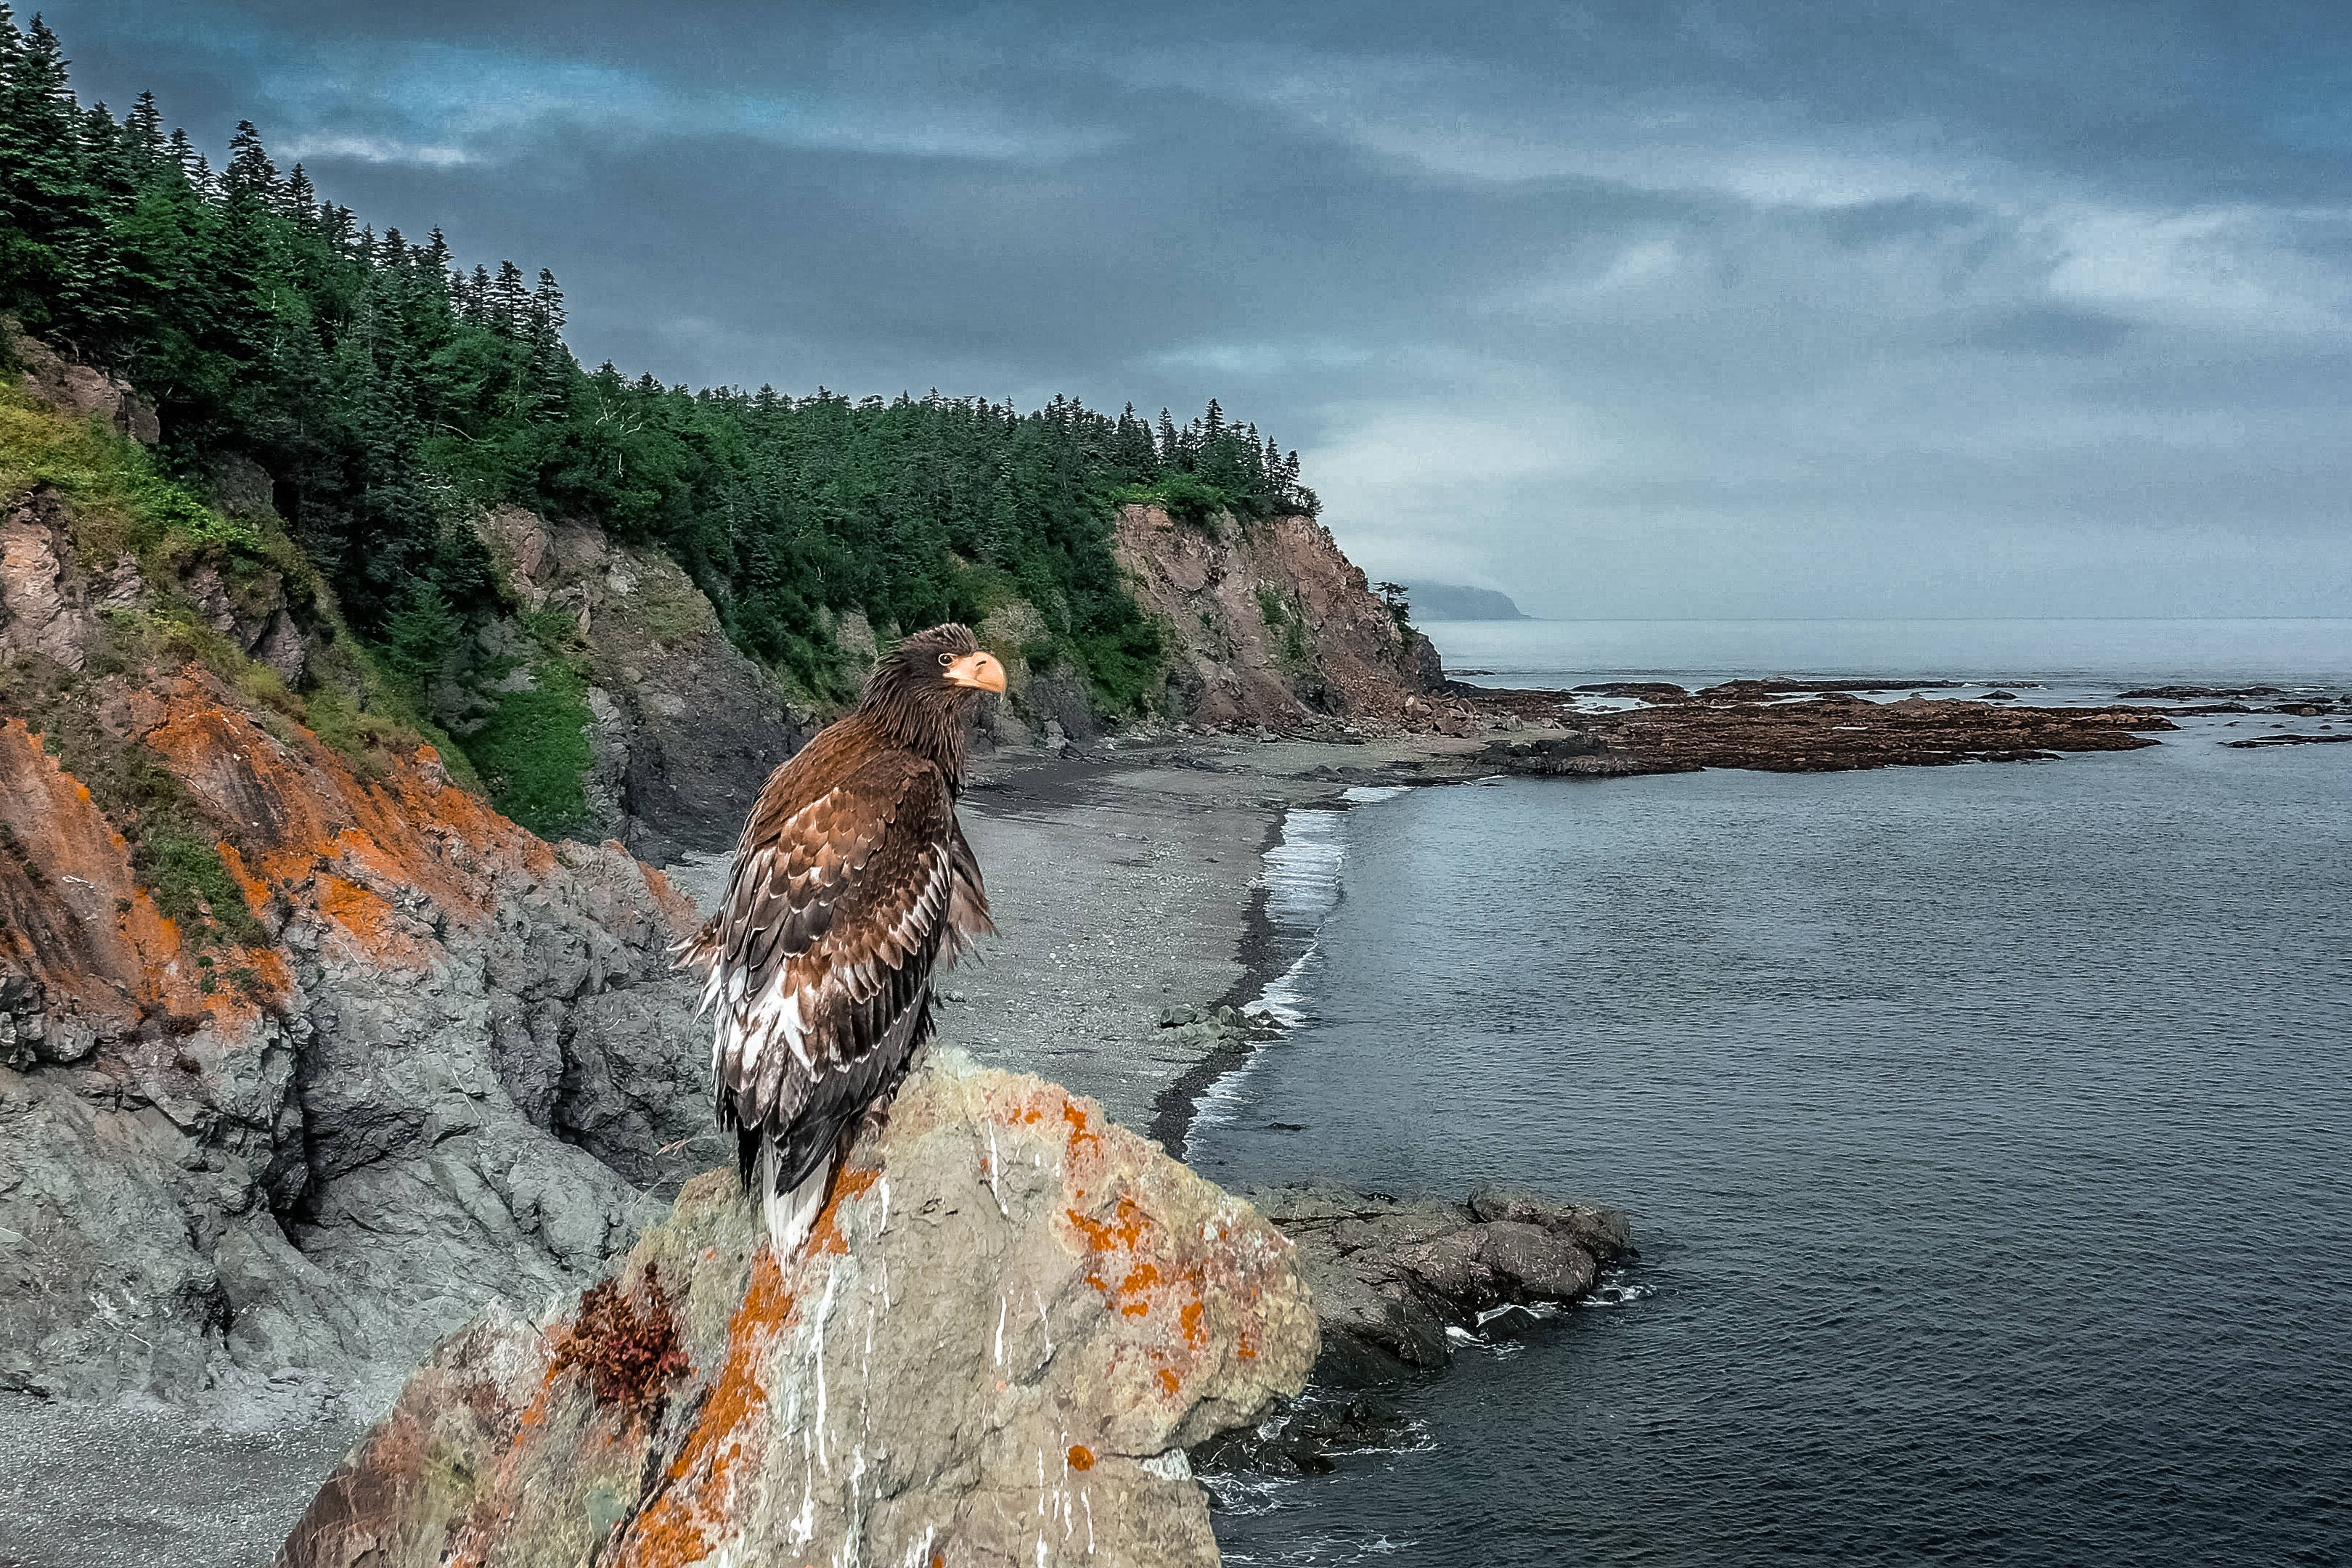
[0, 730, 1480, 1568]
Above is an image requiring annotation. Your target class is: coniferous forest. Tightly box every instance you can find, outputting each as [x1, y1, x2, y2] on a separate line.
[0, 7, 1318, 708]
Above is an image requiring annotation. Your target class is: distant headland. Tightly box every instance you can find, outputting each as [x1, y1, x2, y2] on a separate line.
[1402, 581, 1535, 621]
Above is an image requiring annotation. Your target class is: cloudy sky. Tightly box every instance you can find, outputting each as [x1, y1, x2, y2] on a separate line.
[44, 1, 2352, 618]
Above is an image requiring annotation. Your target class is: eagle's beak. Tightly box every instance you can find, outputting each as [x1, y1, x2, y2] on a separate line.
[943, 650, 1008, 693]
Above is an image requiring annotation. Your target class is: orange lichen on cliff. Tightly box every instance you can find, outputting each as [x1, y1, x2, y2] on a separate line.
[609, 1249, 797, 1568]
[129, 681, 551, 945]
[0, 719, 264, 1032]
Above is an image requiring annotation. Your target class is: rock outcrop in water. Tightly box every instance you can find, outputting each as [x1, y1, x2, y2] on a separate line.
[274, 1057, 1315, 1568]
[1240, 1183, 1634, 1387]
[1469, 685, 2176, 775]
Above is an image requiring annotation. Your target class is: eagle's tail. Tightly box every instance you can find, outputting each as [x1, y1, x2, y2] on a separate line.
[757, 1140, 831, 1256]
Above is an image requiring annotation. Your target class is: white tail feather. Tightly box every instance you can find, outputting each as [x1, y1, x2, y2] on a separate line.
[758, 1140, 832, 1256]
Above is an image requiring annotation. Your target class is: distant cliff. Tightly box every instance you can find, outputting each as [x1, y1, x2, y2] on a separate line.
[1402, 581, 1532, 621]
[1110, 503, 1444, 732]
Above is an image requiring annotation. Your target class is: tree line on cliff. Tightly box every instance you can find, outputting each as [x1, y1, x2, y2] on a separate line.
[0, 7, 1318, 706]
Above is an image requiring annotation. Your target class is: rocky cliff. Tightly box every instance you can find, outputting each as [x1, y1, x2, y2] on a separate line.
[1112, 503, 1444, 732]
[460, 505, 806, 864]
[275, 1056, 1316, 1568]
[0, 673, 710, 1419]
[0, 372, 714, 1421]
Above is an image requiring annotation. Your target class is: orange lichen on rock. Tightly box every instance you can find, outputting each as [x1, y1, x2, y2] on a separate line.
[807, 1164, 881, 1255]
[1179, 1301, 1206, 1349]
[609, 1249, 796, 1568]
[126, 676, 572, 952]
[636, 861, 699, 931]
[0, 718, 264, 1031]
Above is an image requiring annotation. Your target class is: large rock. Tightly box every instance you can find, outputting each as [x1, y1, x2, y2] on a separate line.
[1241, 1181, 1634, 1387]
[275, 1057, 1315, 1568]
[0, 666, 711, 1421]
[8, 327, 160, 444]
[0, 487, 98, 672]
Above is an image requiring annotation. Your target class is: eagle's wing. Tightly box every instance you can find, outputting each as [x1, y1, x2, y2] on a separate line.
[679, 749, 989, 1194]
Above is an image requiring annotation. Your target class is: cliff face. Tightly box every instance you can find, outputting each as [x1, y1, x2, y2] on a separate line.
[0, 380, 714, 1420]
[276, 1057, 1315, 1568]
[466, 505, 804, 864]
[1112, 504, 1442, 731]
[0, 670, 711, 1418]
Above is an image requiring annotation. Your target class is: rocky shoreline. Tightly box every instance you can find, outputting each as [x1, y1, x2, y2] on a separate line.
[4, 691, 2269, 1565]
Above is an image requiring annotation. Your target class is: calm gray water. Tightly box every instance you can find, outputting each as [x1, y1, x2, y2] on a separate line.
[1193, 622, 2351, 1567]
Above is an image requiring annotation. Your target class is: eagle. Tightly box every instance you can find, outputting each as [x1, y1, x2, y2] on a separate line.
[676, 623, 1008, 1253]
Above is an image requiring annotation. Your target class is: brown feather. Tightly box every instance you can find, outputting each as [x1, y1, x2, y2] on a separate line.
[675, 624, 997, 1212]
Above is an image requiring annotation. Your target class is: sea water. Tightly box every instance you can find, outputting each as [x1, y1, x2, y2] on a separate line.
[1191, 621, 2352, 1567]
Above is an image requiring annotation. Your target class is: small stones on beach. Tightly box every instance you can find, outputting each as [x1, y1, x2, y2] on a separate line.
[1156, 1002, 1272, 1045]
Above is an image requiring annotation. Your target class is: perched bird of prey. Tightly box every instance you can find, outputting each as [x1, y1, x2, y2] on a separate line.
[677, 624, 1007, 1252]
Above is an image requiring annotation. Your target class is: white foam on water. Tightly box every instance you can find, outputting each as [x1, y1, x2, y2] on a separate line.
[1259, 808, 1348, 931]
[1189, 788, 1411, 1130]
[1575, 1270, 1657, 1309]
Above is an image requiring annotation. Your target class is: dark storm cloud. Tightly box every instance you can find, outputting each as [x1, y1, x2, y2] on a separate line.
[39, 0, 2352, 616]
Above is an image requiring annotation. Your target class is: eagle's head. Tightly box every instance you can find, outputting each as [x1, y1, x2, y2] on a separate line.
[862, 622, 1008, 777]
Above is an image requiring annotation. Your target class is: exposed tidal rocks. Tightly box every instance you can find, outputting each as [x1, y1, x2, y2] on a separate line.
[2221, 732, 2352, 748]
[274, 1057, 1315, 1568]
[1241, 1182, 1634, 1389]
[1193, 1182, 1635, 1477]
[1472, 687, 2175, 775]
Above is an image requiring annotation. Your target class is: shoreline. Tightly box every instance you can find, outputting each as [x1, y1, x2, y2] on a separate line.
[12, 689, 2302, 1568]
[943, 730, 1486, 1138]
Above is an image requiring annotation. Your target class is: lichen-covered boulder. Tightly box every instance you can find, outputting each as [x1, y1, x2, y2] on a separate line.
[275, 1055, 1316, 1568]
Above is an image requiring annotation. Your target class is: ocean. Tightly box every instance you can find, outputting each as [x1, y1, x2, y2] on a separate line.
[1190, 620, 2352, 1567]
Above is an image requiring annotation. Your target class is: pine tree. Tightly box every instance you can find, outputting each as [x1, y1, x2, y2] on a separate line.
[222, 120, 277, 205]
[523, 266, 569, 419]
[283, 163, 315, 223]
[490, 258, 526, 335]
[123, 90, 162, 160]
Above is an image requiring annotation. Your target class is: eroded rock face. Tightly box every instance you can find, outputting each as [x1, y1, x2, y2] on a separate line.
[9, 330, 160, 445]
[0, 666, 712, 1421]
[0, 488, 97, 671]
[276, 1057, 1316, 1568]
[471, 505, 804, 862]
[1113, 504, 1439, 731]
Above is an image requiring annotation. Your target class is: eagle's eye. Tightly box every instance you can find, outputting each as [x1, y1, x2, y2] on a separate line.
[938, 652, 953, 667]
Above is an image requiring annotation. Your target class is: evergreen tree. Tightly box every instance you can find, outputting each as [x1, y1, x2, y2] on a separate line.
[0, 12, 1328, 715]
